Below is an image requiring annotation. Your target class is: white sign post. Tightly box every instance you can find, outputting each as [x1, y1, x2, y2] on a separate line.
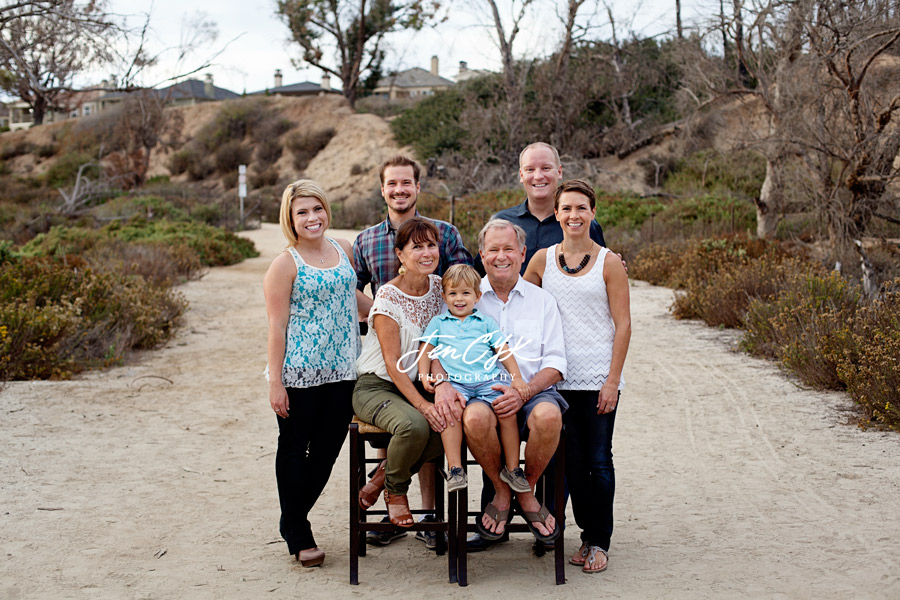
[238, 164, 247, 227]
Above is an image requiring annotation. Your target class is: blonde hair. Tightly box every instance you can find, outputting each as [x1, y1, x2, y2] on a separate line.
[279, 179, 332, 245]
[518, 142, 560, 168]
[441, 264, 482, 293]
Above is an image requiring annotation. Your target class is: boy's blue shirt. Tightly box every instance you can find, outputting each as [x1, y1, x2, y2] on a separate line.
[421, 308, 506, 382]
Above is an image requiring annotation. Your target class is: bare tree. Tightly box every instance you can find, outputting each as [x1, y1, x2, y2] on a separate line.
[0, 0, 116, 124]
[276, 0, 442, 108]
[681, 0, 810, 238]
[799, 1, 900, 243]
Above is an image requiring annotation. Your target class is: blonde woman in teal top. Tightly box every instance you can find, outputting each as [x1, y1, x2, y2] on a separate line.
[264, 179, 371, 568]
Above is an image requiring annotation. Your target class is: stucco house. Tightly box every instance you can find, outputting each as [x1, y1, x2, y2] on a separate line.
[372, 56, 454, 100]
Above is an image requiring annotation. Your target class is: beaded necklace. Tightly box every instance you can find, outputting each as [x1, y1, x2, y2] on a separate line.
[558, 243, 592, 274]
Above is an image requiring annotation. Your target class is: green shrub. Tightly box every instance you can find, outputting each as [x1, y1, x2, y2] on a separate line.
[108, 220, 258, 266]
[167, 149, 195, 175]
[214, 140, 252, 174]
[0, 258, 186, 380]
[84, 239, 207, 286]
[286, 128, 336, 171]
[741, 271, 861, 389]
[672, 255, 821, 328]
[43, 152, 99, 188]
[21, 219, 258, 267]
[390, 88, 466, 158]
[631, 235, 784, 289]
[256, 138, 283, 166]
[187, 156, 214, 181]
[663, 149, 766, 200]
[837, 280, 900, 429]
[250, 166, 279, 188]
[36, 143, 58, 158]
[595, 192, 665, 230]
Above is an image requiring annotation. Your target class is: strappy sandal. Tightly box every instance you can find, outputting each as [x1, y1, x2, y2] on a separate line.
[569, 541, 589, 566]
[383, 489, 414, 527]
[582, 546, 609, 574]
[515, 501, 560, 543]
[475, 503, 509, 541]
[359, 460, 386, 509]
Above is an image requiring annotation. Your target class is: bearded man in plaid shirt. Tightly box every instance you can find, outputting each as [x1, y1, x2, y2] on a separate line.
[354, 155, 472, 296]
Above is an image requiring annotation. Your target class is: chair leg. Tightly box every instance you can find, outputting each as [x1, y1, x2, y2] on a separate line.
[349, 424, 360, 585]
[457, 464, 468, 586]
[434, 460, 447, 557]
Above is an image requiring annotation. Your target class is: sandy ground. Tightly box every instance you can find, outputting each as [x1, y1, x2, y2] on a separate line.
[2, 223, 899, 600]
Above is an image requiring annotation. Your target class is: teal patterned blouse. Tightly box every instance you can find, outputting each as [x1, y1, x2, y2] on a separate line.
[275, 239, 361, 388]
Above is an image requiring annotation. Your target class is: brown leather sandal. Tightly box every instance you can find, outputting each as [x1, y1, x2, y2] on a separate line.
[359, 460, 386, 509]
[383, 489, 414, 527]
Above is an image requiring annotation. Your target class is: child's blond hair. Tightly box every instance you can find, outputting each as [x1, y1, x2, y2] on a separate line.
[441, 264, 482, 293]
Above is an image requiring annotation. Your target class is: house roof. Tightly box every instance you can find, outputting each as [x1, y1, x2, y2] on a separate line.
[376, 67, 454, 89]
[247, 81, 341, 96]
[100, 79, 240, 102]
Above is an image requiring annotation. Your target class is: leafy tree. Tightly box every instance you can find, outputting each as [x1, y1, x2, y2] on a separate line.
[276, 0, 442, 108]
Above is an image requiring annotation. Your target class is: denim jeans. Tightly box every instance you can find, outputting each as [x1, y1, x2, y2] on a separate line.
[560, 389, 618, 550]
[276, 380, 354, 554]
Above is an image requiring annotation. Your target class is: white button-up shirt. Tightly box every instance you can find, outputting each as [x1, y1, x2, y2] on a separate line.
[477, 275, 567, 388]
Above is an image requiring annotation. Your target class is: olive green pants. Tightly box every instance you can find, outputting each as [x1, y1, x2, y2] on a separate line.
[352, 373, 443, 495]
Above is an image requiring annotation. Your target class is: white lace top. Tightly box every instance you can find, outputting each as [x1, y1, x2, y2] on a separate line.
[543, 244, 624, 391]
[356, 274, 444, 382]
[266, 241, 361, 388]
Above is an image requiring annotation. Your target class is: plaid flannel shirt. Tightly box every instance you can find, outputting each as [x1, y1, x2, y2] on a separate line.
[353, 213, 473, 295]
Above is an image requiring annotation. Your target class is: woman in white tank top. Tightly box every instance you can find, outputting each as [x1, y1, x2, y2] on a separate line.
[523, 179, 631, 575]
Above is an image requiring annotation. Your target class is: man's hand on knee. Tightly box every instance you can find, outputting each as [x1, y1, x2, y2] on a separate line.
[490, 384, 524, 419]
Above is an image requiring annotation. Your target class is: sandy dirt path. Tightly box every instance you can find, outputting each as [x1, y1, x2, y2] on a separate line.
[2, 223, 899, 600]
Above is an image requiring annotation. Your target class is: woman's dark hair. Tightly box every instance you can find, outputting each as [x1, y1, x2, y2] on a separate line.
[395, 217, 440, 250]
[554, 178, 596, 211]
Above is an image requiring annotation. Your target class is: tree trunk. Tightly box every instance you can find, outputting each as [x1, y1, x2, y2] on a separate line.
[756, 157, 782, 238]
[676, 0, 683, 39]
[32, 95, 47, 125]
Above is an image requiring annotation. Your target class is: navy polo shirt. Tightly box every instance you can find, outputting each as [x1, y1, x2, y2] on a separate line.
[474, 199, 606, 275]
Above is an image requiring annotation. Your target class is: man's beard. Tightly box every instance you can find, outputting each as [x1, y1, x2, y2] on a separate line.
[390, 195, 417, 214]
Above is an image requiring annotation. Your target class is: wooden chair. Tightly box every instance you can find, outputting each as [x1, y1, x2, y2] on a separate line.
[455, 431, 567, 586]
[348, 416, 459, 585]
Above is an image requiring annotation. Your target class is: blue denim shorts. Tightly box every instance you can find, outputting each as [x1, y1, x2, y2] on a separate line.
[450, 379, 503, 404]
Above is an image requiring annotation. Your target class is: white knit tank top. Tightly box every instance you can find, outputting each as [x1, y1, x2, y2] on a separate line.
[543, 244, 624, 391]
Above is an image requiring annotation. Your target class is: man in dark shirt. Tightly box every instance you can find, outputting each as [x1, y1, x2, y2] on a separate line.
[475, 142, 606, 275]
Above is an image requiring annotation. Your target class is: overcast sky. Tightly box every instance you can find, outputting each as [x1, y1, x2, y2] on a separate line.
[100, 0, 709, 94]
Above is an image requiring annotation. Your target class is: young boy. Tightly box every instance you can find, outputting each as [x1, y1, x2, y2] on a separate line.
[417, 264, 531, 494]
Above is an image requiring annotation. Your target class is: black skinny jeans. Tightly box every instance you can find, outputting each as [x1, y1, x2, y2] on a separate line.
[560, 389, 618, 551]
[275, 380, 354, 554]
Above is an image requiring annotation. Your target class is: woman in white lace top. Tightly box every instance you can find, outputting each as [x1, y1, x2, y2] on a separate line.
[524, 179, 631, 575]
[352, 217, 447, 528]
[263, 180, 372, 568]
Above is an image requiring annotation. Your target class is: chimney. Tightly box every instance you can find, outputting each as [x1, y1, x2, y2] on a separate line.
[274, 69, 283, 88]
[321, 73, 331, 91]
[458, 61, 468, 74]
[204, 73, 214, 98]
[430, 55, 439, 76]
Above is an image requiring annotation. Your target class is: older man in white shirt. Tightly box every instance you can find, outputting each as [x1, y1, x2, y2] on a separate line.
[434, 218, 568, 543]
